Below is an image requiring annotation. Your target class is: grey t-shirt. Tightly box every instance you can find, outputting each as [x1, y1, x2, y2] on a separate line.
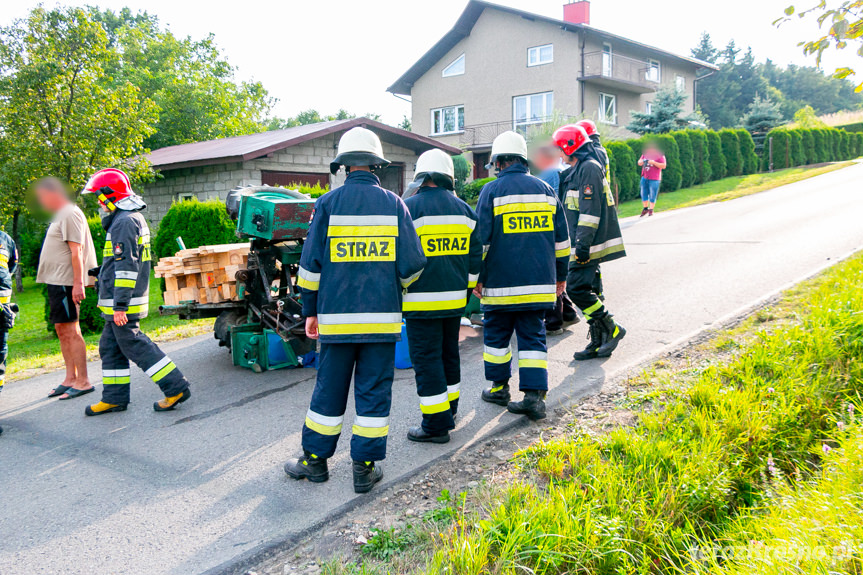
[36, 203, 98, 287]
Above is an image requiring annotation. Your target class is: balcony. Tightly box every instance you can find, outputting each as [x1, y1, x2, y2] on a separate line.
[459, 117, 578, 149]
[580, 51, 658, 94]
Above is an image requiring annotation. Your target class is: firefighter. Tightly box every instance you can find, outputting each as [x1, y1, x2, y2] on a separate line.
[576, 119, 609, 301]
[81, 169, 191, 416]
[553, 125, 627, 361]
[402, 149, 481, 443]
[0, 229, 18, 437]
[475, 131, 570, 421]
[284, 127, 426, 493]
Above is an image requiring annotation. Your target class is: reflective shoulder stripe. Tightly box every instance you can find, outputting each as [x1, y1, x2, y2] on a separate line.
[579, 214, 600, 225]
[413, 215, 476, 236]
[114, 279, 136, 289]
[492, 194, 556, 207]
[297, 266, 320, 291]
[115, 270, 138, 280]
[578, 220, 599, 229]
[328, 215, 399, 237]
[329, 215, 398, 227]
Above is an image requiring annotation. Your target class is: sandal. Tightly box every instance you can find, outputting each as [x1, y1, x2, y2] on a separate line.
[48, 385, 72, 398]
[58, 387, 96, 400]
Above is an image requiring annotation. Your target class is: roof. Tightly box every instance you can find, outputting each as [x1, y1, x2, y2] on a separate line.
[387, 0, 719, 95]
[145, 117, 462, 171]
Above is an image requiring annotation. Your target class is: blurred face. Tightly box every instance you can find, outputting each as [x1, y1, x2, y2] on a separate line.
[35, 183, 69, 214]
[532, 146, 560, 171]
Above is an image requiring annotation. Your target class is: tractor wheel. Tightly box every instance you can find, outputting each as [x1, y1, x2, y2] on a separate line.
[214, 310, 247, 349]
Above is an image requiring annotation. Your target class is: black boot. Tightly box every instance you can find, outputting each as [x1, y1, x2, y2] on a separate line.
[284, 451, 329, 483]
[481, 381, 511, 406]
[596, 315, 626, 358]
[573, 320, 603, 361]
[407, 426, 450, 444]
[507, 390, 547, 421]
[353, 461, 383, 494]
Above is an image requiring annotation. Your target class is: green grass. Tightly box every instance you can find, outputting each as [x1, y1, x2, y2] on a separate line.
[7, 275, 212, 381]
[325, 250, 863, 575]
[617, 161, 854, 218]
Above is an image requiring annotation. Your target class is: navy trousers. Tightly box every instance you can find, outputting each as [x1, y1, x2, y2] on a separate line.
[567, 263, 607, 321]
[405, 317, 461, 435]
[482, 309, 548, 392]
[302, 342, 395, 462]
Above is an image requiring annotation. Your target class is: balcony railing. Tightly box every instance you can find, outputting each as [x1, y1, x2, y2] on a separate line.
[459, 117, 579, 148]
[581, 51, 657, 93]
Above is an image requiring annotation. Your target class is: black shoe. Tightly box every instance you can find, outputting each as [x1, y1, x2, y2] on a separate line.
[507, 390, 547, 421]
[481, 381, 511, 406]
[353, 461, 383, 494]
[284, 451, 329, 483]
[407, 426, 450, 444]
[596, 316, 626, 358]
[573, 321, 603, 361]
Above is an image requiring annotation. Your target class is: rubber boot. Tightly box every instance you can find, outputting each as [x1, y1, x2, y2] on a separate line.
[596, 315, 626, 358]
[85, 401, 128, 416]
[573, 321, 603, 361]
[154, 388, 191, 412]
[353, 461, 383, 494]
[408, 426, 450, 444]
[284, 451, 329, 483]
[481, 381, 511, 406]
[507, 390, 547, 421]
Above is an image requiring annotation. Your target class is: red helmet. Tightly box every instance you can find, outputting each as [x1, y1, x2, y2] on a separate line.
[82, 168, 138, 211]
[552, 124, 591, 156]
[576, 119, 599, 138]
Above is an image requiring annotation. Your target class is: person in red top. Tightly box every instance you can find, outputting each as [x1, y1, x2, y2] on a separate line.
[637, 140, 667, 217]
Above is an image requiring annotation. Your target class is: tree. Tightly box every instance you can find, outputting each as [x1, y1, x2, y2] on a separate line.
[719, 129, 744, 176]
[686, 130, 713, 184]
[737, 129, 761, 174]
[793, 104, 828, 127]
[628, 87, 698, 134]
[399, 116, 412, 131]
[91, 8, 273, 150]
[742, 95, 785, 134]
[776, 1, 863, 91]
[691, 32, 719, 63]
[266, 109, 357, 130]
[671, 132, 697, 188]
[706, 131, 727, 180]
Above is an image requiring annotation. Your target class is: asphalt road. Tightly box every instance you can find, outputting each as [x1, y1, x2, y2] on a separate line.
[2, 163, 863, 575]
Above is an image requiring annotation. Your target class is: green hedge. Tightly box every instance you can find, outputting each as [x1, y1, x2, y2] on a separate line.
[686, 130, 711, 184]
[838, 121, 863, 133]
[719, 129, 743, 177]
[856, 133, 863, 158]
[789, 129, 806, 167]
[706, 130, 726, 181]
[153, 199, 240, 261]
[459, 177, 495, 203]
[653, 134, 682, 193]
[606, 142, 639, 202]
[800, 130, 816, 164]
[671, 131, 696, 189]
[736, 129, 759, 175]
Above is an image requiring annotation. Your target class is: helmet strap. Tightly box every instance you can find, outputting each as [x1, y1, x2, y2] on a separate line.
[97, 189, 117, 212]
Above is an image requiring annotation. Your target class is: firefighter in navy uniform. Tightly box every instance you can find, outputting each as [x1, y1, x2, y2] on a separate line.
[0, 230, 18, 437]
[476, 132, 570, 421]
[553, 125, 627, 361]
[402, 150, 482, 444]
[81, 169, 191, 416]
[576, 119, 609, 301]
[284, 128, 426, 493]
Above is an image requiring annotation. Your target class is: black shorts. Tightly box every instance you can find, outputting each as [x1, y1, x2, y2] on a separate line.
[47, 285, 79, 324]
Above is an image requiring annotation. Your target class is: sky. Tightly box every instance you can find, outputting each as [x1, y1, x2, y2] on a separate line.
[1, 0, 858, 124]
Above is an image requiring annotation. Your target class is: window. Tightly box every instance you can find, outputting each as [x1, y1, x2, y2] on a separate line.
[675, 74, 686, 92]
[646, 59, 661, 83]
[645, 102, 653, 115]
[431, 105, 465, 135]
[178, 193, 196, 202]
[513, 92, 554, 131]
[442, 54, 465, 77]
[601, 43, 613, 76]
[599, 93, 617, 124]
[527, 44, 554, 67]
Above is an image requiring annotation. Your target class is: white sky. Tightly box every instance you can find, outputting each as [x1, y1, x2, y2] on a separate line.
[1, 0, 858, 124]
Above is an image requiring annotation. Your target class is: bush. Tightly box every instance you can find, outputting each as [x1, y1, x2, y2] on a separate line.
[625, 137, 644, 166]
[686, 130, 712, 184]
[452, 155, 471, 195]
[153, 199, 240, 261]
[812, 129, 828, 163]
[828, 128, 842, 160]
[606, 142, 638, 201]
[706, 131, 726, 180]
[736, 129, 759, 175]
[653, 134, 681, 193]
[764, 128, 790, 170]
[16, 217, 48, 277]
[671, 131, 696, 188]
[800, 130, 816, 164]
[459, 177, 495, 203]
[718, 129, 743, 176]
[788, 129, 806, 166]
[856, 133, 863, 158]
[839, 131, 851, 160]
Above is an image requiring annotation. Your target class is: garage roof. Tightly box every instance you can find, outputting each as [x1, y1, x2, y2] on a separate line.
[145, 117, 462, 171]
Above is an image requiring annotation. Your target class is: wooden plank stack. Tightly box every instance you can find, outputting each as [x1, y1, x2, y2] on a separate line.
[155, 243, 250, 306]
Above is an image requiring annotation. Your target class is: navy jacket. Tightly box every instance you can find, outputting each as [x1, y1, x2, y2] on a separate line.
[297, 171, 426, 343]
[0, 231, 18, 305]
[98, 210, 153, 320]
[476, 163, 570, 312]
[403, 186, 482, 319]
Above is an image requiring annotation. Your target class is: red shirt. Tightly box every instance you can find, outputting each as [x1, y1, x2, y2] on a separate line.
[641, 152, 666, 181]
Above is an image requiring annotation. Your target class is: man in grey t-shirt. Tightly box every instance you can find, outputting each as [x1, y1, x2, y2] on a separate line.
[35, 177, 98, 400]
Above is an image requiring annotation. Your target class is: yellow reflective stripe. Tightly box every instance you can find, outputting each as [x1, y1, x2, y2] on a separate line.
[297, 277, 319, 291]
[583, 300, 603, 319]
[420, 392, 451, 414]
[482, 293, 556, 306]
[483, 352, 512, 364]
[400, 270, 423, 289]
[490, 385, 505, 393]
[403, 298, 467, 312]
[0, 296, 10, 304]
[114, 279, 136, 288]
[493, 203, 556, 216]
[518, 359, 548, 369]
[555, 248, 570, 258]
[318, 323, 402, 336]
[415, 224, 474, 236]
[103, 376, 131, 385]
[137, 235, 150, 244]
[577, 220, 598, 229]
[447, 384, 460, 401]
[151, 362, 177, 382]
[305, 416, 343, 436]
[352, 424, 390, 438]
[328, 225, 398, 237]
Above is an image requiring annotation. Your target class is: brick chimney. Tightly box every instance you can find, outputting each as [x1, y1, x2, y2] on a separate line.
[563, 1, 590, 25]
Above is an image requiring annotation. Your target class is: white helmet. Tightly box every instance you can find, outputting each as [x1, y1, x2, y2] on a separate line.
[490, 131, 528, 164]
[330, 127, 391, 174]
[414, 149, 455, 186]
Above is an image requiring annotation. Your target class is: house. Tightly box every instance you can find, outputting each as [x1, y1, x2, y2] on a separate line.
[387, 0, 718, 177]
[141, 117, 461, 225]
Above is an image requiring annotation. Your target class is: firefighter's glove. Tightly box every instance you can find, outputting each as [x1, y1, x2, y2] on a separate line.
[88, 266, 101, 278]
[574, 249, 591, 265]
[0, 304, 17, 330]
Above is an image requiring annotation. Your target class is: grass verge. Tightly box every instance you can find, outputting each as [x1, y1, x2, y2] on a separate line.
[617, 161, 854, 218]
[7, 276, 212, 381]
[321, 250, 863, 575]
